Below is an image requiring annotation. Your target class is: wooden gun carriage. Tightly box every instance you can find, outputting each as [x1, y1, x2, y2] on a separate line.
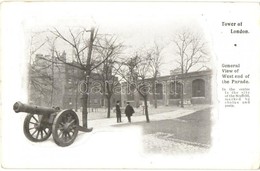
[13, 101, 92, 147]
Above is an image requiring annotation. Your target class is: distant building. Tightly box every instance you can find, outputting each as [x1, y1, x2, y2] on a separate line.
[29, 52, 121, 110]
[29, 52, 211, 110]
[121, 69, 212, 107]
[29, 53, 66, 108]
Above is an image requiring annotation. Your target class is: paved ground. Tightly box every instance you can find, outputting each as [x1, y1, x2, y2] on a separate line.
[1, 104, 212, 168]
[76, 104, 209, 121]
[112, 107, 212, 155]
[84, 105, 212, 156]
[86, 104, 210, 127]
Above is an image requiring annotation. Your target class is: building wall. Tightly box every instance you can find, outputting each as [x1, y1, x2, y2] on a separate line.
[29, 53, 211, 109]
[182, 71, 212, 104]
[29, 54, 66, 107]
[29, 53, 121, 110]
[121, 70, 212, 106]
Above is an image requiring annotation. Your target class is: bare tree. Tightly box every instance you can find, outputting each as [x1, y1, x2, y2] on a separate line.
[120, 51, 152, 123]
[48, 27, 115, 129]
[29, 31, 48, 64]
[172, 29, 209, 107]
[29, 55, 53, 106]
[93, 34, 124, 118]
[45, 36, 59, 106]
[32, 36, 66, 107]
[148, 42, 164, 108]
[28, 31, 53, 106]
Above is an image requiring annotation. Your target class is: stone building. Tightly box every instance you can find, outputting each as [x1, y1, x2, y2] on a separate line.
[29, 53, 66, 108]
[120, 69, 212, 107]
[29, 52, 120, 110]
[29, 51, 211, 110]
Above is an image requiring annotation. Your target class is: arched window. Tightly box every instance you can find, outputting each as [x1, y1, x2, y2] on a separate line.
[156, 83, 163, 100]
[169, 82, 181, 99]
[192, 79, 205, 97]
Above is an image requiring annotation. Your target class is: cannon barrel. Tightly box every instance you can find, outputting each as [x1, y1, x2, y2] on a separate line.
[13, 101, 57, 115]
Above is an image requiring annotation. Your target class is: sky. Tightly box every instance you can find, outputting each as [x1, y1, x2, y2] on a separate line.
[21, 2, 213, 76]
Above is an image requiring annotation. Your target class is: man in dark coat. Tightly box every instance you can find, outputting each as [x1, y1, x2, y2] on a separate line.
[124, 102, 135, 123]
[116, 100, 122, 123]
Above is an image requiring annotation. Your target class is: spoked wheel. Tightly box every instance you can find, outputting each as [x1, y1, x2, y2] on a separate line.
[23, 114, 52, 142]
[52, 110, 79, 147]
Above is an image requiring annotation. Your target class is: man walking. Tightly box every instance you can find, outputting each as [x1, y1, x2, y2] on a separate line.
[116, 100, 122, 123]
[125, 102, 135, 123]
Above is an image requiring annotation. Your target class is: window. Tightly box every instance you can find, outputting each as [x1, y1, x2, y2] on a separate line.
[192, 79, 205, 97]
[156, 83, 163, 100]
[169, 82, 182, 99]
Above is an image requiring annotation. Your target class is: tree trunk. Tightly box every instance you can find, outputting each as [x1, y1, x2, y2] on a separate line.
[105, 82, 112, 118]
[144, 96, 150, 123]
[82, 27, 94, 128]
[51, 50, 54, 106]
[82, 93, 88, 127]
[75, 83, 78, 112]
[106, 95, 111, 118]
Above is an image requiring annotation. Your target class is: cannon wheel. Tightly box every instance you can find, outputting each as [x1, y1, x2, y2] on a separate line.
[52, 110, 79, 147]
[23, 114, 52, 142]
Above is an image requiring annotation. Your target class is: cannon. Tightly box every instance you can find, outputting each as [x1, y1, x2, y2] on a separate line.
[13, 101, 92, 147]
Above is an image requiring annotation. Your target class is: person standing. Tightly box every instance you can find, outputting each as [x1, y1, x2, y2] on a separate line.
[125, 102, 135, 123]
[116, 100, 122, 123]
